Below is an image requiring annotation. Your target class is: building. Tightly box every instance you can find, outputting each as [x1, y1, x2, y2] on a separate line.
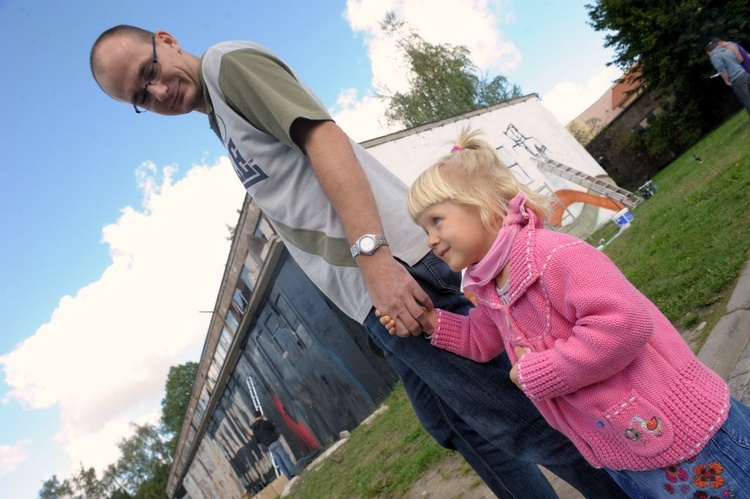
[166, 199, 397, 498]
[566, 70, 642, 145]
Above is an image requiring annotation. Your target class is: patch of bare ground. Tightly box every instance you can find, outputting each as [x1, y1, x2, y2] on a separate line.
[405, 456, 493, 498]
[405, 455, 584, 499]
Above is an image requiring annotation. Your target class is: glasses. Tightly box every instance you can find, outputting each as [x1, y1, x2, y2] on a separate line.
[133, 36, 161, 114]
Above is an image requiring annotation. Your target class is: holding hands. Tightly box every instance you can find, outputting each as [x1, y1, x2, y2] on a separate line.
[376, 308, 436, 337]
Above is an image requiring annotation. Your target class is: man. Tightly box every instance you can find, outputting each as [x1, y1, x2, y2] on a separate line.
[250, 410, 295, 479]
[707, 39, 750, 116]
[90, 26, 626, 498]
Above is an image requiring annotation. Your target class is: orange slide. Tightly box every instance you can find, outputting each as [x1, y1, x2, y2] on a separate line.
[550, 189, 625, 227]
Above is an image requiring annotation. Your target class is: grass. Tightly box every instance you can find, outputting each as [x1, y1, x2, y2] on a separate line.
[285, 112, 750, 498]
[285, 386, 457, 498]
[592, 111, 750, 346]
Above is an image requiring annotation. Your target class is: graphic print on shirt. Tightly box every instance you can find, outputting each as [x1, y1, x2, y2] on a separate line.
[228, 138, 268, 188]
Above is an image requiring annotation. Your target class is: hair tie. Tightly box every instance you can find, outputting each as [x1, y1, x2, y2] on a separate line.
[451, 145, 464, 153]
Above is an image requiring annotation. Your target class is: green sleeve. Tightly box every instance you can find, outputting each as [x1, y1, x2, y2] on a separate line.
[218, 48, 332, 153]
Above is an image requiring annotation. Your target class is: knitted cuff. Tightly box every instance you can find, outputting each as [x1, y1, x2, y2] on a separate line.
[518, 353, 572, 400]
[430, 309, 465, 352]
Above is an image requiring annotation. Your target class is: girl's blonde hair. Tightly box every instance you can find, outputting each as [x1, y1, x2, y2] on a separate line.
[408, 128, 551, 231]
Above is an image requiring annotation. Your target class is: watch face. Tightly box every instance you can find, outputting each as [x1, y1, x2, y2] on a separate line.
[360, 236, 376, 253]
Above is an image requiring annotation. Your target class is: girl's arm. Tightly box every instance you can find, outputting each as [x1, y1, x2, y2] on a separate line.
[378, 304, 505, 362]
[430, 305, 506, 362]
[517, 241, 654, 400]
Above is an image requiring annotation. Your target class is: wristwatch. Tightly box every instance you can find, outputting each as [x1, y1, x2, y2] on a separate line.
[350, 234, 389, 257]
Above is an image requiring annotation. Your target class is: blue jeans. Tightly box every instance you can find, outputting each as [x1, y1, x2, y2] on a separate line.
[605, 396, 750, 498]
[268, 440, 295, 479]
[364, 252, 627, 498]
[730, 71, 750, 115]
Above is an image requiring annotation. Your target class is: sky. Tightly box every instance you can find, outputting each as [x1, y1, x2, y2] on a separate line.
[0, 1, 621, 497]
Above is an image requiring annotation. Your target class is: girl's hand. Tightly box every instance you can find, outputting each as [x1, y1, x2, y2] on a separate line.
[375, 309, 398, 335]
[510, 346, 530, 388]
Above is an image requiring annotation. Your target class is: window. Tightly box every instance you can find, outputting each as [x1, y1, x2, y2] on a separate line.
[253, 213, 275, 240]
[225, 309, 239, 332]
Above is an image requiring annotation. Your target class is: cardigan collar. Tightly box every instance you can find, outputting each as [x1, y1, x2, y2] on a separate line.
[472, 210, 544, 308]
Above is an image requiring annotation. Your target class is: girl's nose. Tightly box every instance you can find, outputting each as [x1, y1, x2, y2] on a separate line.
[427, 232, 439, 248]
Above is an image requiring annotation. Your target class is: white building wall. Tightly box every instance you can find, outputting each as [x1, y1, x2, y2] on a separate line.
[364, 96, 625, 235]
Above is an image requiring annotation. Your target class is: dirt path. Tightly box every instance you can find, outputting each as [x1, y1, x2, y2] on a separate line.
[405, 455, 583, 499]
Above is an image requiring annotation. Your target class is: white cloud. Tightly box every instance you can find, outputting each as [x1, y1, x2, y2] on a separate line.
[331, 88, 399, 142]
[338, 0, 618, 139]
[337, 0, 520, 141]
[0, 158, 244, 471]
[0, 440, 30, 478]
[540, 65, 623, 126]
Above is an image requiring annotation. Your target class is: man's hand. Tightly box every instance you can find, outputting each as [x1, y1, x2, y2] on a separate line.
[365, 256, 434, 337]
[510, 346, 530, 388]
[376, 297, 436, 338]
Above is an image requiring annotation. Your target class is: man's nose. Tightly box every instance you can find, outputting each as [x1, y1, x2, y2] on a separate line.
[148, 82, 169, 101]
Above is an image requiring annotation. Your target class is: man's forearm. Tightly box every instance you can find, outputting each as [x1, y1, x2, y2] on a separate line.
[296, 120, 387, 247]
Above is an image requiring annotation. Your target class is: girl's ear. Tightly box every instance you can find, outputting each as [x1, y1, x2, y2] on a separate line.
[486, 205, 504, 231]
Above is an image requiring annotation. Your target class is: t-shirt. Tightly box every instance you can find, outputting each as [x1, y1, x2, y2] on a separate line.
[199, 42, 429, 322]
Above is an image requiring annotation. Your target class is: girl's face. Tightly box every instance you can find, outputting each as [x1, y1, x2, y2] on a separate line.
[416, 201, 498, 271]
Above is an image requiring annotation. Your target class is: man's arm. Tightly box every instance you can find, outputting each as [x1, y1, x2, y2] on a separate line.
[292, 119, 434, 336]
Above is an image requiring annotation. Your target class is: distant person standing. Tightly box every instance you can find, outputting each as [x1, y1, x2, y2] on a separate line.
[714, 37, 750, 73]
[251, 410, 295, 479]
[707, 39, 750, 115]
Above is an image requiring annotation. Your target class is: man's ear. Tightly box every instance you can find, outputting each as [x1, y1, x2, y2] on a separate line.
[155, 30, 179, 51]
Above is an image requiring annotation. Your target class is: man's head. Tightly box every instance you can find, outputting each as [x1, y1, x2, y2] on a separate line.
[254, 410, 262, 418]
[705, 39, 720, 54]
[90, 25, 207, 115]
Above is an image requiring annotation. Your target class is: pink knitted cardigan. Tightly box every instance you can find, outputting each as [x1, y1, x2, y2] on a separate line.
[431, 212, 729, 471]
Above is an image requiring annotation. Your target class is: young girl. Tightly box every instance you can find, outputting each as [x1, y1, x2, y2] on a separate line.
[380, 128, 750, 497]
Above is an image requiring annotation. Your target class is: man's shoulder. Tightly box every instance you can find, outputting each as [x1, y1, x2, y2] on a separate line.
[205, 41, 273, 60]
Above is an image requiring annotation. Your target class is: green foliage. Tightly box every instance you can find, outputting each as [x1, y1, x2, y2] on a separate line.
[160, 361, 198, 454]
[112, 423, 171, 496]
[380, 13, 522, 128]
[37, 465, 111, 499]
[38, 475, 73, 499]
[595, 112, 750, 335]
[585, 1, 750, 151]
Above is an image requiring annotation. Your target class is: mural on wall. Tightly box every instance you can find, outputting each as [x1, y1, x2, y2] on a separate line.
[499, 123, 640, 238]
[181, 253, 398, 496]
[364, 95, 642, 242]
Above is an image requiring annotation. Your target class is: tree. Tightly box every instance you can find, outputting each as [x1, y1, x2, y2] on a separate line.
[380, 13, 522, 128]
[37, 465, 111, 499]
[38, 475, 73, 499]
[160, 361, 198, 454]
[37, 360, 197, 499]
[585, 1, 750, 152]
[112, 423, 171, 498]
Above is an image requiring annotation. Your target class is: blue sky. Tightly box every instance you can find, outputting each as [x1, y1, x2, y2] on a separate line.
[0, 1, 620, 497]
